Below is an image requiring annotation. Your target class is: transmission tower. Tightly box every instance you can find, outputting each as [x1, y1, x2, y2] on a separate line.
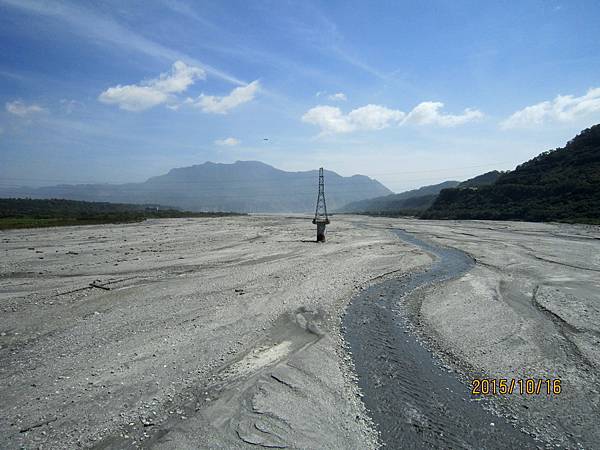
[312, 167, 330, 242]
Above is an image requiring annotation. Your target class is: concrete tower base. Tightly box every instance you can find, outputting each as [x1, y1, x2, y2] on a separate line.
[316, 222, 327, 242]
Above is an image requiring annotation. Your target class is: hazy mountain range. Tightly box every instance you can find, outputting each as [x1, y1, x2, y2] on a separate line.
[0, 161, 391, 213]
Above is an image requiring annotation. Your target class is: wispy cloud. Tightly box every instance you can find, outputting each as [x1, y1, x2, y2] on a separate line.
[329, 46, 389, 81]
[215, 137, 240, 146]
[59, 99, 82, 114]
[5, 100, 45, 117]
[266, 2, 389, 82]
[0, 69, 28, 82]
[161, 0, 220, 30]
[309, 7, 390, 81]
[302, 101, 483, 135]
[0, 0, 245, 85]
[99, 61, 205, 111]
[501, 87, 600, 129]
[187, 80, 260, 114]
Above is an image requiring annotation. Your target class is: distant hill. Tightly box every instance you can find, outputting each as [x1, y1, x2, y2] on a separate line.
[422, 125, 600, 223]
[339, 180, 460, 213]
[0, 161, 391, 213]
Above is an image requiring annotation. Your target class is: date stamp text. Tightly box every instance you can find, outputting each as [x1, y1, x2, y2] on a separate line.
[471, 378, 561, 396]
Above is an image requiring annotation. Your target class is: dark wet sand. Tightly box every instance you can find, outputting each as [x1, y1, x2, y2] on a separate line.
[343, 230, 540, 449]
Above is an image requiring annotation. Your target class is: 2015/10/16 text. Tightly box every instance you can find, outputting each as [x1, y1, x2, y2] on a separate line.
[471, 378, 561, 396]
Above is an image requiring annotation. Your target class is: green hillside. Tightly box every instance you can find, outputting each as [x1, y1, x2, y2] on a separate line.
[422, 125, 600, 223]
[457, 171, 502, 188]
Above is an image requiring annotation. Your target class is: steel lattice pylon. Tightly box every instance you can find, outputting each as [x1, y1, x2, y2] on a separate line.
[312, 167, 329, 241]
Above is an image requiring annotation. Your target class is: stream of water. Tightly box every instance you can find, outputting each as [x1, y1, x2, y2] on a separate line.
[343, 229, 538, 449]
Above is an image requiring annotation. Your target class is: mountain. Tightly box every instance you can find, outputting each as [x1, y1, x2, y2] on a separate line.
[422, 125, 600, 223]
[0, 161, 392, 213]
[339, 180, 460, 213]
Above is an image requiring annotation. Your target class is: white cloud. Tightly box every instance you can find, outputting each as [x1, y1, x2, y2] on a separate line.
[99, 86, 168, 112]
[501, 88, 600, 129]
[189, 80, 260, 114]
[348, 104, 405, 130]
[404, 101, 483, 127]
[5, 100, 45, 117]
[98, 61, 205, 111]
[147, 60, 205, 93]
[215, 137, 240, 146]
[302, 101, 482, 134]
[302, 104, 404, 134]
[328, 92, 347, 101]
[302, 105, 356, 134]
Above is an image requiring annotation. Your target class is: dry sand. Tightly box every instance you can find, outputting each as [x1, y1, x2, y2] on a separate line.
[1, 215, 599, 448]
[0, 215, 429, 449]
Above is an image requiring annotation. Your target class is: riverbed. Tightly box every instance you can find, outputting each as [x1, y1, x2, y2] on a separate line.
[1, 216, 598, 448]
[343, 229, 539, 448]
[345, 217, 600, 448]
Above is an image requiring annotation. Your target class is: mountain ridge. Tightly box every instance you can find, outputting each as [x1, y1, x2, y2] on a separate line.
[0, 160, 392, 213]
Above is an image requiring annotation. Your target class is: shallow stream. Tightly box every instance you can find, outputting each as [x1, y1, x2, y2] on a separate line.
[343, 229, 538, 449]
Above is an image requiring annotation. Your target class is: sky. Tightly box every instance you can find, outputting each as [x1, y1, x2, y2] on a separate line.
[1, 0, 600, 193]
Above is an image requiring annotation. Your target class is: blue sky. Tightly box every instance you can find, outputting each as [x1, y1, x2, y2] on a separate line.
[1, 0, 600, 192]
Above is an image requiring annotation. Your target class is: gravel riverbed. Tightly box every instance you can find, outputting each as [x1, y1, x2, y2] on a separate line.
[0, 215, 427, 449]
[1, 215, 598, 448]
